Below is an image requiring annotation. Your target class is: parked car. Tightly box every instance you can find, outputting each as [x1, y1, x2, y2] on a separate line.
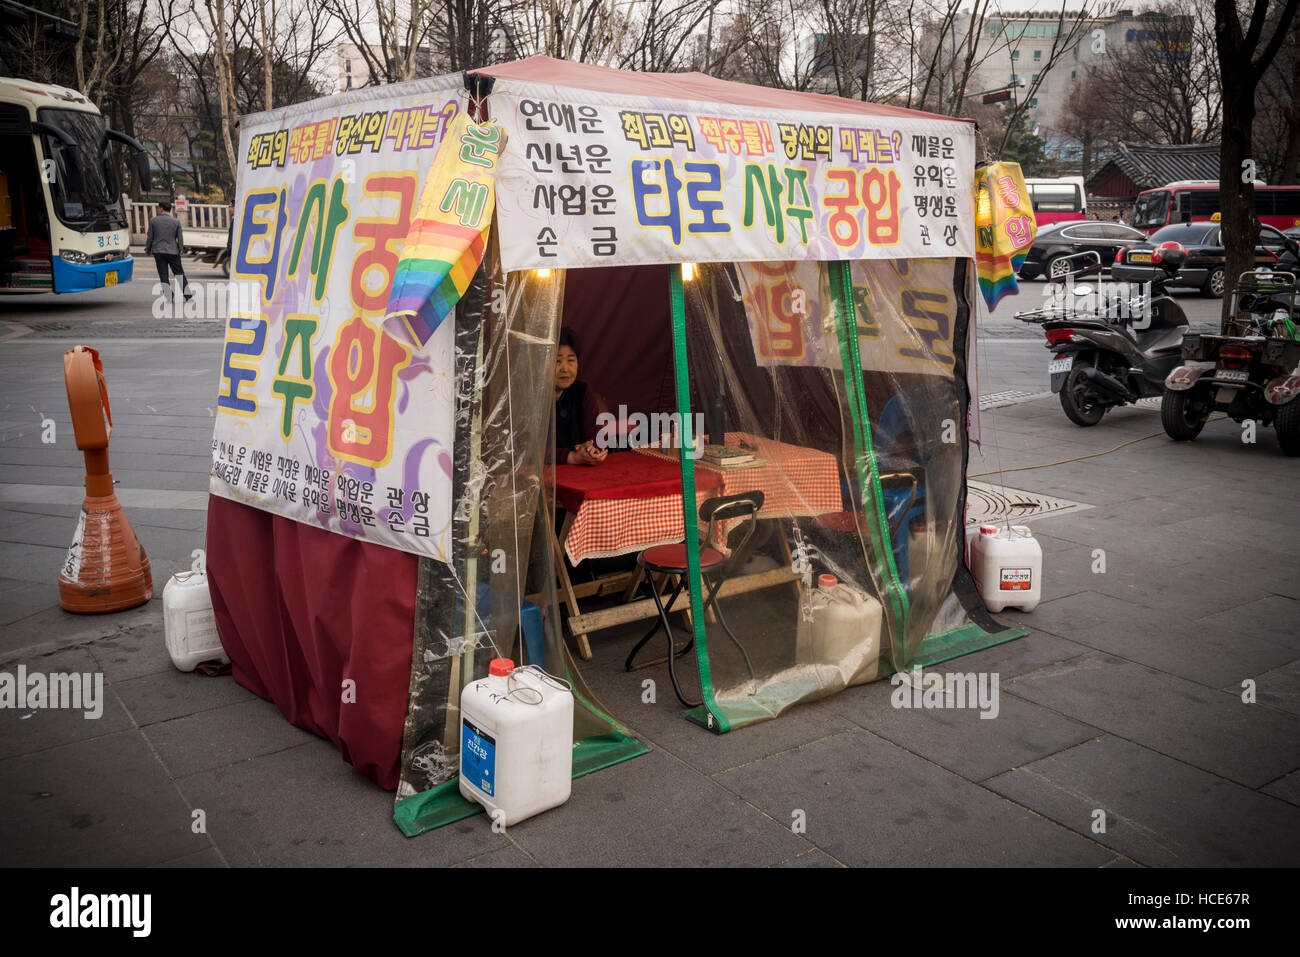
[1112, 222, 1286, 297]
[1018, 221, 1147, 280]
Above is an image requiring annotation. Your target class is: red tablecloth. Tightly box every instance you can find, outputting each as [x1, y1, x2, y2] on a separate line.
[561, 435, 842, 564]
[552, 451, 703, 513]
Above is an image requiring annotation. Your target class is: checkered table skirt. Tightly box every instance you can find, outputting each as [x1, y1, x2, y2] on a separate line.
[563, 434, 842, 564]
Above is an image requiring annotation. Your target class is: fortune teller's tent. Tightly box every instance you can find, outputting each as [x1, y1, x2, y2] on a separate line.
[204, 58, 1028, 835]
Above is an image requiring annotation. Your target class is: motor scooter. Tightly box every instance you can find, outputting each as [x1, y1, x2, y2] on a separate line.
[1015, 246, 1191, 426]
[1161, 226, 1300, 455]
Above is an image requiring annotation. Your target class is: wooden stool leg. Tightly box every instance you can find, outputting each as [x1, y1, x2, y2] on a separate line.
[549, 514, 591, 659]
[621, 564, 645, 603]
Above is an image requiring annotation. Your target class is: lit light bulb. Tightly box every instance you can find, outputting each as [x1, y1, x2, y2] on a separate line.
[535, 268, 551, 278]
[681, 262, 696, 281]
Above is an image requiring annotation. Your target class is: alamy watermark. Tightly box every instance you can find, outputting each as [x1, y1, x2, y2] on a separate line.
[595, 405, 707, 459]
[890, 667, 1000, 719]
[1043, 277, 1155, 328]
[151, 279, 261, 320]
[0, 665, 104, 719]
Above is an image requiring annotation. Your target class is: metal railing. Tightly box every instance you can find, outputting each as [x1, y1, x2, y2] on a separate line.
[127, 198, 231, 248]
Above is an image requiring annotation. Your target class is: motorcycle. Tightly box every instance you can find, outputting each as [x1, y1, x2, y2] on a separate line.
[1161, 225, 1300, 455]
[1015, 246, 1191, 426]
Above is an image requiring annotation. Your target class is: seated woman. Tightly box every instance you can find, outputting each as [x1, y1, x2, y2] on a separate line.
[554, 327, 610, 466]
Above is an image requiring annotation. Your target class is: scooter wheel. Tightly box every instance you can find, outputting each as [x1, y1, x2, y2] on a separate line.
[1276, 396, 1300, 456]
[1059, 365, 1106, 426]
[1161, 388, 1208, 441]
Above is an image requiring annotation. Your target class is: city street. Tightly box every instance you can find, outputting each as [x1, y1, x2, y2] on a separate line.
[1, 256, 1296, 867]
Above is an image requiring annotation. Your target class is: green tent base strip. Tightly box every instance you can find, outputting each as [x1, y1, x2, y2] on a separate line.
[681, 623, 1027, 732]
[394, 732, 649, 836]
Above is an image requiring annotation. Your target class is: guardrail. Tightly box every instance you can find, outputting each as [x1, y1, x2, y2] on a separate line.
[127, 199, 231, 250]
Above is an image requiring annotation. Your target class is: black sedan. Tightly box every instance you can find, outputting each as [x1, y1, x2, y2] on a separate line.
[1018, 221, 1147, 281]
[1112, 222, 1284, 297]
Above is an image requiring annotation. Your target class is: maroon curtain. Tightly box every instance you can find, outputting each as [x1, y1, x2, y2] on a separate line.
[206, 496, 417, 789]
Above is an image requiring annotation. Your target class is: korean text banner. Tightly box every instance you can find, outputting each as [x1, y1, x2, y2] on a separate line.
[210, 76, 469, 562]
[738, 259, 960, 378]
[490, 79, 976, 272]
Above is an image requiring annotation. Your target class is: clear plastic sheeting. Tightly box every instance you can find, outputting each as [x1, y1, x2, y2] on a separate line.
[393, 240, 645, 834]
[665, 258, 987, 730]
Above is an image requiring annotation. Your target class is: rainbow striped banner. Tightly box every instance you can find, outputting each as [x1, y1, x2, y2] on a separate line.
[384, 112, 504, 348]
[974, 162, 1037, 311]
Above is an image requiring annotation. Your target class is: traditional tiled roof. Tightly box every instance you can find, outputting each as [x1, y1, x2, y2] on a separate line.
[1087, 141, 1220, 192]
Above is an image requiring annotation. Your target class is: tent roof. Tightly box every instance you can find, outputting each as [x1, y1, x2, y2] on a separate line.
[472, 56, 971, 125]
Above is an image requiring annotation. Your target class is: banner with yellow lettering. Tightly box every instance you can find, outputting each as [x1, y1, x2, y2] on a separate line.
[210, 76, 469, 562]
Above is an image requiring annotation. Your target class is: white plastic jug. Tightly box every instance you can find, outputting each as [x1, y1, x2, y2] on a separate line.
[162, 570, 228, 672]
[459, 659, 574, 827]
[969, 524, 1043, 613]
[796, 575, 884, 686]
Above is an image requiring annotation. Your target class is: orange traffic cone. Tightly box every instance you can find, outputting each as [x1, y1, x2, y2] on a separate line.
[57, 345, 152, 614]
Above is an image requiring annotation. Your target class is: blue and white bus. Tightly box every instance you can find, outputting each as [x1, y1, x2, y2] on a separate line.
[0, 77, 151, 293]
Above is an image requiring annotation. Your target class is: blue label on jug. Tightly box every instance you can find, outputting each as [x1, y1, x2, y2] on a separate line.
[461, 719, 496, 797]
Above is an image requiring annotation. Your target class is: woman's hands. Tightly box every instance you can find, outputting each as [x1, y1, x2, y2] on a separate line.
[566, 440, 608, 466]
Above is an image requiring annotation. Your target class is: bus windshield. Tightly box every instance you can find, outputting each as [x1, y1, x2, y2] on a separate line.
[36, 107, 126, 232]
[1029, 184, 1079, 212]
[1132, 191, 1170, 230]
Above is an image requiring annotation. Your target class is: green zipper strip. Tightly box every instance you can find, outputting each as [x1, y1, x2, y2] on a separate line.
[668, 264, 727, 732]
[828, 260, 911, 662]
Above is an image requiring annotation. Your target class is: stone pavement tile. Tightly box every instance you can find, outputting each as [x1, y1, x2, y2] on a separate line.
[175, 740, 506, 867]
[0, 648, 132, 760]
[0, 501, 82, 521]
[506, 747, 810, 867]
[1063, 610, 1297, 690]
[1007, 653, 1300, 788]
[143, 697, 321, 779]
[774, 847, 844, 867]
[0, 730, 213, 866]
[985, 736, 1300, 867]
[0, 464, 87, 487]
[1100, 855, 1143, 867]
[0, 598, 158, 663]
[0, 540, 72, 584]
[103, 507, 208, 533]
[1190, 546, 1300, 601]
[828, 675, 1100, 782]
[130, 524, 208, 567]
[451, 844, 539, 868]
[0, 576, 61, 626]
[0, 511, 90, 552]
[86, 618, 176, 683]
[578, 631, 858, 777]
[714, 729, 1112, 866]
[914, 629, 1092, 682]
[1085, 559, 1273, 622]
[1235, 659, 1300, 718]
[149, 847, 227, 867]
[1196, 596, 1300, 651]
[999, 590, 1173, 642]
[110, 469, 211, 492]
[1262, 770, 1300, 808]
[114, 670, 255, 727]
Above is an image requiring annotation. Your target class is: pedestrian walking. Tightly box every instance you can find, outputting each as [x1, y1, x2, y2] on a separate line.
[145, 201, 192, 301]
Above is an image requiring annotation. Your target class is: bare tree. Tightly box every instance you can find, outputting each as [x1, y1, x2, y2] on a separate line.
[1053, 67, 1118, 180]
[1086, 0, 1221, 145]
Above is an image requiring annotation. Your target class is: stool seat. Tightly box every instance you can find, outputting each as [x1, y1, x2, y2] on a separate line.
[640, 543, 724, 572]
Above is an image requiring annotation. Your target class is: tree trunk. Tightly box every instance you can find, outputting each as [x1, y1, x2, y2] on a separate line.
[1218, 86, 1256, 328]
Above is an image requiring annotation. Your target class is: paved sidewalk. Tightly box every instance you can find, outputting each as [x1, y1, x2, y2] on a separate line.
[1, 333, 1298, 867]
